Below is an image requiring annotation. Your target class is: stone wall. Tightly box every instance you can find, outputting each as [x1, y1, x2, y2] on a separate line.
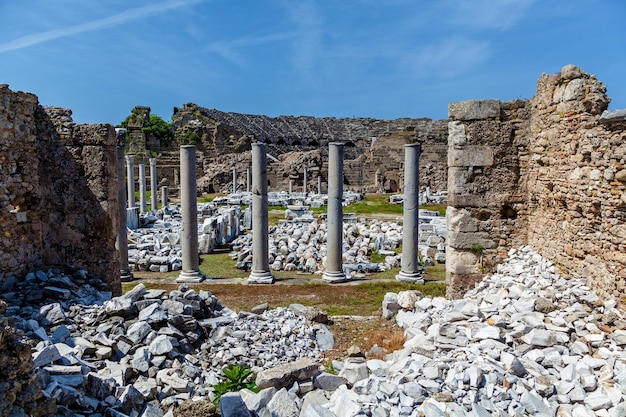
[526, 66, 625, 298]
[169, 103, 449, 194]
[0, 85, 120, 293]
[446, 65, 626, 299]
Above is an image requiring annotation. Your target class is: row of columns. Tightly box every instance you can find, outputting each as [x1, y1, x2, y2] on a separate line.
[115, 133, 422, 284]
[125, 155, 166, 213]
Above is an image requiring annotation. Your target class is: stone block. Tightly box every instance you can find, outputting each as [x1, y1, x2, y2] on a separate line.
[448, 100, 501, 121]
[256, 357, 319, 390]
[447, 207, 478, 233]
[448, 145, 494, 167]
[447, 231, 496, 250]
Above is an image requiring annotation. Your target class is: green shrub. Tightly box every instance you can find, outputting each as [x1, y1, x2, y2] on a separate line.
[213, 364, 259, 404]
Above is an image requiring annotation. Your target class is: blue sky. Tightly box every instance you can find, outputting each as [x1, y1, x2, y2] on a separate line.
[1, 0, 625, 125]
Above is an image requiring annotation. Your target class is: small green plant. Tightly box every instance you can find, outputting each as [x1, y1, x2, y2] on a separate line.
[213, 364, 259, 404]
[469, 244, 484, 256]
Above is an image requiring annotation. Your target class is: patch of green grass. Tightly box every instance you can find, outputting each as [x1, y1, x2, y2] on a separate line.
[325, 281, 446, 316]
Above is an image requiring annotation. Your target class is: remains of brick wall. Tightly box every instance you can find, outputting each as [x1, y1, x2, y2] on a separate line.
[0, 85, 120, 293]
[446, 65, 626, 299]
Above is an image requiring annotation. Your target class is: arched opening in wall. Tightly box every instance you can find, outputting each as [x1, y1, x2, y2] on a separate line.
[345, 141, 356, 147]
[388, 179, 398, 193]
[500, 204, 517, 220]
[292, 140, 301, 146]
[310, 140, 319, 147]
[276, 139, 286, 146]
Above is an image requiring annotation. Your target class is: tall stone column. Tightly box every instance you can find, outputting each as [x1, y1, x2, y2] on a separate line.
[138, 164, 147, 214]
[248, 143, 274, 284]
[396, 143, 424, 283]
[289, 180, 294, 194]
[161, 186, 168, 209]
[247, 167, 251, 193]
[232, 167, 237, 194]
[323, 142, 347, 283]
[115, 129, 133, 281]
[177, 145, 204, 283]
[303, 166, 308, 194]
[318, 175, 322, 194]
[126, 155, 135, 209]
[150, 158, 158, 211]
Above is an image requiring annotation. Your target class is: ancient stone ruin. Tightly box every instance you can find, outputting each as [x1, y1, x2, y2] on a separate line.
[0, 85, 120, 293]
[1, 64, 626, 416]
[446, 65, 626, 300]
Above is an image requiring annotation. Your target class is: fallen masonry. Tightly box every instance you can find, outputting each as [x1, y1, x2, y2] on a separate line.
[3, 246, 625, 416]
[222, 246, 626, 417]
[0, 271, 329, 416]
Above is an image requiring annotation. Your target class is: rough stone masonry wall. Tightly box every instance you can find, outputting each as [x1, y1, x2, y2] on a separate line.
[446, 65, 626, 299]
[0, 85, 120, 293]
[525, 65, 626, 298]
[446, 99, 531, 298]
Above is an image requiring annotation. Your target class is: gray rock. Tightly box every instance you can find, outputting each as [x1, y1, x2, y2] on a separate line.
[300, 403, 337, 417]
[220, 392, 253, 417]
[315, 325, 334, 351]
[338, 358, 369, 386]
[251, 302, 270, 315]
[256, 358, 319, 390]
[266, 388, 299, 417]
[139, 403, 164, 417]
[313, 372, 348, 391]
[382, 292, 400, 319]
[105, 296, 135, 317]
[39, 303, 66, 326]
[240, 387, 276, 414]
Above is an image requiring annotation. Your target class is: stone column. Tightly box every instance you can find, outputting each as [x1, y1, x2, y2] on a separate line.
[396, 143, 424, 283]
[247, 167, 251, 193]
[232, 167, 237, 194]
[248, 143, 274, 284]
[318, 175, 322, 194]
[138, 164, 147, 214]
[161, 186, 168, 209]
[177, 145, 204, 283]
[289, 180, 294, 194]
[303, 166, 308, 194]
[115, 128, 133, 281]
[150, 158, 158, 211]
[323, 142, 347, 283]
[126, 155, 135, 209]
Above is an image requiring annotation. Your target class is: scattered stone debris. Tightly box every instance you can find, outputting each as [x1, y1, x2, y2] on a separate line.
[0, 269, 327, 416]
[3, 246, 623, 416]
[225, 246, 626, 416]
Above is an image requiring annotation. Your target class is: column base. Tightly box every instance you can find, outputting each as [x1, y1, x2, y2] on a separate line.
[120, 270, 134, 282]
[322, 270, 349, 284]
[395, 271, 424, 284]
[176, 270, 205, 283]
[248, 271, 275, 284]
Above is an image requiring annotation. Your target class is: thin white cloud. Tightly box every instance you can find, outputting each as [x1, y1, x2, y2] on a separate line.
[406, 37, 491, 79]
[444, 0, 537, 31]
[203, 31, 298, 65]
[0, 0, 205, 54]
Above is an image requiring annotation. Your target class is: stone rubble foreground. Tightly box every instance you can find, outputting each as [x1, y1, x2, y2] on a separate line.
[234, 246, 626, 417]
[1, 273, 328, 416]
[3, 245, 625, 416]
